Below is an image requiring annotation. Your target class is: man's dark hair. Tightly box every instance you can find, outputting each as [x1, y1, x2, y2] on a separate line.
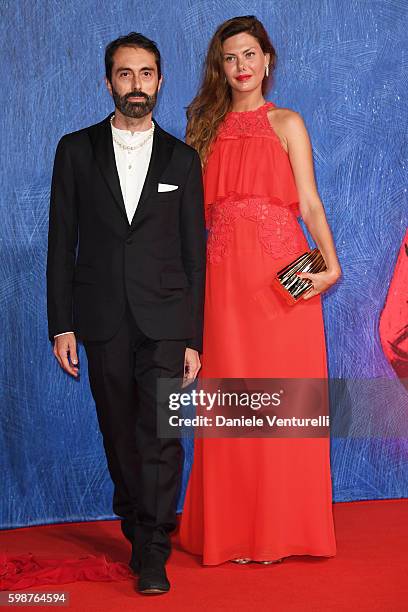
[105, 32, 161, 82]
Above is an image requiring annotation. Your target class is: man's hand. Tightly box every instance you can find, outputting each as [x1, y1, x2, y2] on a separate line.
[53, 333, 79, 377]
[183, 348, 201, 388]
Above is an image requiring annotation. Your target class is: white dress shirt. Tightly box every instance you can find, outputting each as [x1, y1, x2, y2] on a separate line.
[110, 120, 154, 224]
[54, 118, 154, 338]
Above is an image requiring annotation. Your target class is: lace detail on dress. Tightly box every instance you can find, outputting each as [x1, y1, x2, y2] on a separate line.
[206, 194, 304, 264]
[217, 102, 277, 140]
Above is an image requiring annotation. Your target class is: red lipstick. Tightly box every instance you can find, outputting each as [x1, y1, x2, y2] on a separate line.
[236, 74, 251, 82]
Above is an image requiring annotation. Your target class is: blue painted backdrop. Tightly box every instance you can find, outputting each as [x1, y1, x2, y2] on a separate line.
[1, 0, 407, 528]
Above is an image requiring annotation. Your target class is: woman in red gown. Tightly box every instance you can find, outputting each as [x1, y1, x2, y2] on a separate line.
[179, 16, 342, 565]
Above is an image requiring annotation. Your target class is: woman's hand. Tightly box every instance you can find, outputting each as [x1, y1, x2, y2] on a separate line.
[296, 269, 341, 301]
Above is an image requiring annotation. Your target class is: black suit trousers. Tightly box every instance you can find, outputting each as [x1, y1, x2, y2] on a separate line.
[84, 303, 185, 562]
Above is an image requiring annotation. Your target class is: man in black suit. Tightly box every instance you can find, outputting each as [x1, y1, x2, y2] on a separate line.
[47, 32, 206, 594]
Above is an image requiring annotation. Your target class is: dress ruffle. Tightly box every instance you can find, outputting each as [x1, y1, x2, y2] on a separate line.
[204, 102, 301, 218]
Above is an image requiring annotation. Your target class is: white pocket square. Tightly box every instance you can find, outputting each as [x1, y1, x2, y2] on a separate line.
[158, 183, 178, 192]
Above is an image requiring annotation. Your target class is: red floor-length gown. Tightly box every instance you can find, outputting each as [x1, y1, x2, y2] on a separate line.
[179, 102, 337, 565]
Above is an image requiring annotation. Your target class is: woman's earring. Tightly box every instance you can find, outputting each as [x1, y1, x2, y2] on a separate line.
[265, 64, 269, 77]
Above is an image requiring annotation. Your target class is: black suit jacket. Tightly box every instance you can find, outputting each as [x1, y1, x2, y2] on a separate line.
[47, 114, 206, 351]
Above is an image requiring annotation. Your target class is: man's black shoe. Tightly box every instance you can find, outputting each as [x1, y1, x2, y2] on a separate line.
[138, 556, 170, 595]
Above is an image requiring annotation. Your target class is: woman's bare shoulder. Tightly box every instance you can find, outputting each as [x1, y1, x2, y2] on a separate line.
[267, 105, 303, 127]
[266, 106, 304, 152]
[267, 106, 308, 148]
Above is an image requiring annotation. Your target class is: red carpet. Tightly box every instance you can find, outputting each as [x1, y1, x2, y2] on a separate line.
[0, 499, 407, 611]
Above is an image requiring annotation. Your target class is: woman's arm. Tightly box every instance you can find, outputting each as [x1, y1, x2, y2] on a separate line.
[281, 110, 342, 299]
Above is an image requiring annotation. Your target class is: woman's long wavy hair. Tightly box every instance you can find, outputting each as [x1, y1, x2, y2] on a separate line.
[186, 16, 277, 165]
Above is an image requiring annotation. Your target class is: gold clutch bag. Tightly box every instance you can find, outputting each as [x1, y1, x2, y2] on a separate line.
[272, 248, 326, 305]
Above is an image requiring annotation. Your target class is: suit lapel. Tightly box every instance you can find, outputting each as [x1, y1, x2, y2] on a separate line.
[130, 120, 175, 228]
[88, 114, 128, 222]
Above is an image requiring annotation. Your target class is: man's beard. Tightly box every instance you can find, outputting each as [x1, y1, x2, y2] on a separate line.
[111, 86, 158, 119]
